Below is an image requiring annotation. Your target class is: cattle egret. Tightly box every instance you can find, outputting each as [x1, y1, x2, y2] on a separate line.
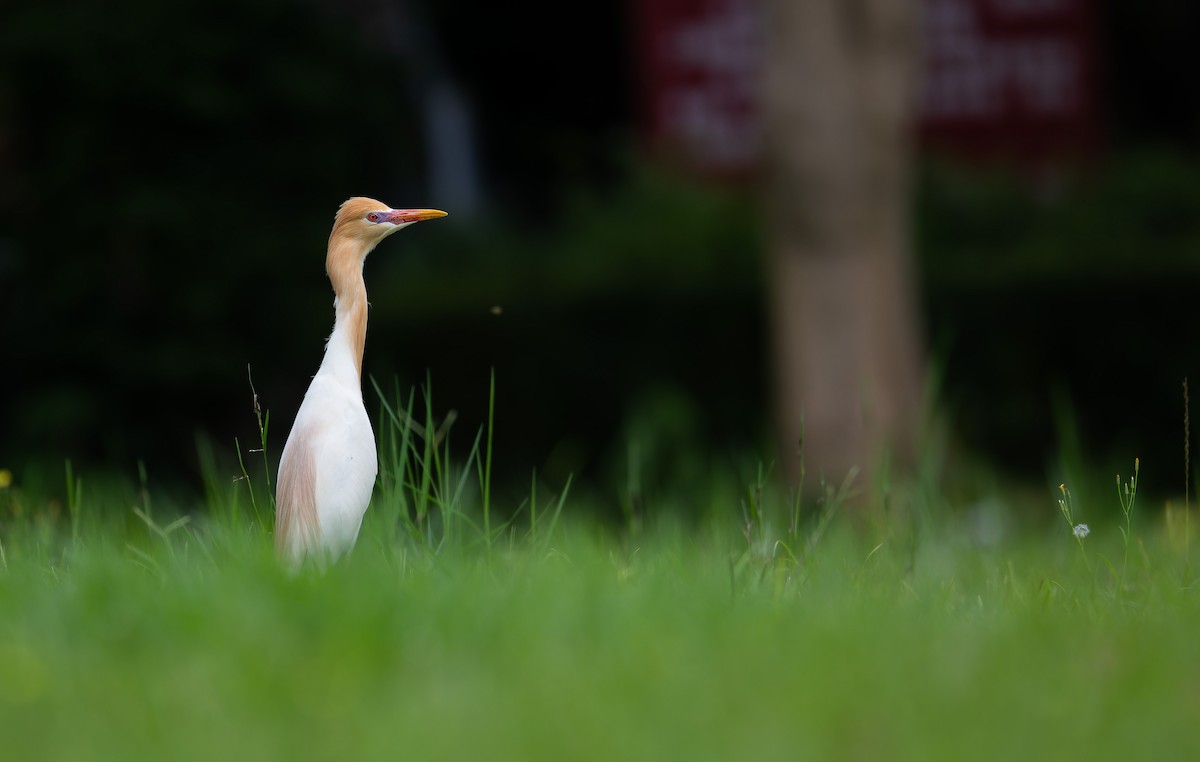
[275, 197, 447, 563]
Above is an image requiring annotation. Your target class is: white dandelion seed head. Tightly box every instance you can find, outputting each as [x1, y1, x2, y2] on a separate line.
[1073, 523, 1090, 539]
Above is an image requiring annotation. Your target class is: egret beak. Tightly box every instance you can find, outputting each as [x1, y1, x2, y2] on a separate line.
[386, 208, 448, 224]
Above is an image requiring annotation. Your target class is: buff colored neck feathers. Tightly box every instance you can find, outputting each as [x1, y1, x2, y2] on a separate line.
[326, 239, 369, 380]
[324, 197, 393, 381]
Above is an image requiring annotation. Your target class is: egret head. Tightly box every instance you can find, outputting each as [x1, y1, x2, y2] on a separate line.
[329, 197, 447, 254]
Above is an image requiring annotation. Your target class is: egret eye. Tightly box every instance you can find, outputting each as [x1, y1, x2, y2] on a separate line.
[366, 212, 382, 223]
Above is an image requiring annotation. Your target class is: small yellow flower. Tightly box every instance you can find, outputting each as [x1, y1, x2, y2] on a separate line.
[0, 469, 11, 489]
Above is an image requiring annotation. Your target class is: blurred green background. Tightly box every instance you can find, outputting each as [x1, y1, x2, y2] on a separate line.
[2, 0, 1199, 517]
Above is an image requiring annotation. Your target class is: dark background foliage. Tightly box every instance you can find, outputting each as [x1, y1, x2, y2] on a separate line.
[2, 0, 1200, 513]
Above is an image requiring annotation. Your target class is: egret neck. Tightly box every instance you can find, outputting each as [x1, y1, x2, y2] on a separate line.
[325, 238, 370, 384]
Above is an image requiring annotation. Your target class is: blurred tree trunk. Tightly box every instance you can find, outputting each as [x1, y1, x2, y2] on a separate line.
[762, 0, 924, 488]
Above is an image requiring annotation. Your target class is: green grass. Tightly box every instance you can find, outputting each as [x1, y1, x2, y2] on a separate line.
[1, 388, 1199, 761]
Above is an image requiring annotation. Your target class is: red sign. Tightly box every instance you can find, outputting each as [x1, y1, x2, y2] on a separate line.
[635, 0, 1099, 170]
[634, 0, 760, 172]
[920, 0, 1099, 161]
